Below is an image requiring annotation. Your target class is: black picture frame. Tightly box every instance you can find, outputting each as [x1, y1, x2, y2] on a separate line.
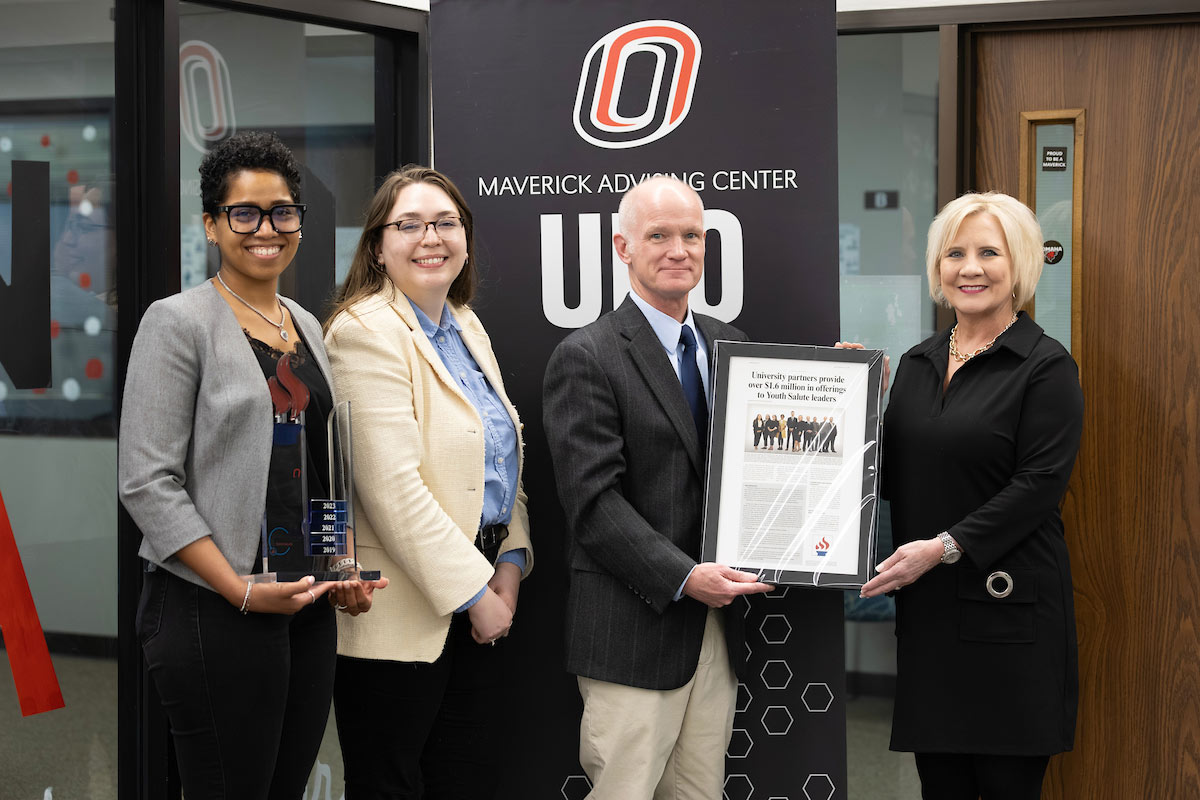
[701, 341, 885, 588]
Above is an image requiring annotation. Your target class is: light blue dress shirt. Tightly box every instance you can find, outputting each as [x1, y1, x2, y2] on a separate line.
[626, 290, 708, 601]
[408, 299, 526, 611]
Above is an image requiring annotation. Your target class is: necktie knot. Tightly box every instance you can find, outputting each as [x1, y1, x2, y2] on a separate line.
[680, 324, 698, 350]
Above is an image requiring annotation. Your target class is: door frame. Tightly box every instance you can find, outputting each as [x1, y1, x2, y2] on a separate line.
[837, 0, 1198, 337]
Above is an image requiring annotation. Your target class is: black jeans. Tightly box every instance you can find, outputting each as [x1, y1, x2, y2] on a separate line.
[915, 752, 1051, 800]
[137, 566, 336, 800]
[334, 612, 506, 799]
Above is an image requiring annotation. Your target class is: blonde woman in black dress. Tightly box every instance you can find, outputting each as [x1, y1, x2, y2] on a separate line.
[861, 192, 1083, 800]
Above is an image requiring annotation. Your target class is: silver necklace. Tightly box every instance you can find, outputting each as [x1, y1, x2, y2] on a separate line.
[215, 271, 289, 342]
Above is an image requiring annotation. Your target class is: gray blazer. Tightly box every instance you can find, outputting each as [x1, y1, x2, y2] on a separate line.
[118, 281, 333, 590]
[543, 296, 747, 690]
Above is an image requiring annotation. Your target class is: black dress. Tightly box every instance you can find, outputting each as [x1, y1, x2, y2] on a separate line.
[882, 312, 1084, 755]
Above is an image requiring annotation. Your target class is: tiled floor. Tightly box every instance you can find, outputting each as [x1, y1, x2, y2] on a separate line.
[846, 695, 923, 799]
[1, 655, 920, 799]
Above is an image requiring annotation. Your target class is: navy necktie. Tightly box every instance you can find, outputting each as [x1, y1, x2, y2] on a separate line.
[679, 324, 708, 445]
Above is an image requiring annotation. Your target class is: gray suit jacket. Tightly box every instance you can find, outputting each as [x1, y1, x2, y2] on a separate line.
[118, 281, 333, 589]
[543, 296, 747, 690]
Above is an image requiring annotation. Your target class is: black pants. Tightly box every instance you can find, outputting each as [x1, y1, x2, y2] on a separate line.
[334, 613, 506, 799]
[915, 752, 1051, 800]
[137, 566, 336, 800]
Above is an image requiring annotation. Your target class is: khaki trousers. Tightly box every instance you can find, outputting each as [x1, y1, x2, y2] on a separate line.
[577, 608, 736, 800]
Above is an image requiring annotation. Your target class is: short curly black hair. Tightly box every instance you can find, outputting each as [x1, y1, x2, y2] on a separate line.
[198, 131, 302, 215]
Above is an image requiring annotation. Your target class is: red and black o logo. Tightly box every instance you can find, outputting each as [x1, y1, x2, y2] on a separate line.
[573, 20, 702, 150]
[1043, 240, 1064, 264]
[180, 40, 237, 154]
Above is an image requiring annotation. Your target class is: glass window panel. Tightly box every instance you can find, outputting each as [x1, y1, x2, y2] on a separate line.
[174, 6, 379, 795]
[837, 30, 940, 393]
[1032, 122, 1074, 350]
[0, 2, 117, 798]
[837, 30, 937, 800]
[0, 108, 116, 430]
[178, 3, 376, 295]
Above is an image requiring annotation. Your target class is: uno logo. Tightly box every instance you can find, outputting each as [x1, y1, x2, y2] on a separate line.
[179, 40, 236, 154]
[573, 20, 701, 150]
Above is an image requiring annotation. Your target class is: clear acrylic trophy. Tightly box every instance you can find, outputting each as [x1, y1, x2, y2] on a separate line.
[255, 352, 379, 582]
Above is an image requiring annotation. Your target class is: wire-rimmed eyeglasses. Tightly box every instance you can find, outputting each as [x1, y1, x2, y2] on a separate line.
[381, 216, 464, 242]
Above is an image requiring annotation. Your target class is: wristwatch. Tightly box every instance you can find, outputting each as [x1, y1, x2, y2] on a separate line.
[938, 532, 961, 564]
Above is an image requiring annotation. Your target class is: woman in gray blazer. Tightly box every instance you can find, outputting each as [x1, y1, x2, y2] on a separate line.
[119, 132, 383, 799]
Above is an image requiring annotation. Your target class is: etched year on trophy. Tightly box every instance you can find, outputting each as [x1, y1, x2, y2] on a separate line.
[255, 351, 379, 582]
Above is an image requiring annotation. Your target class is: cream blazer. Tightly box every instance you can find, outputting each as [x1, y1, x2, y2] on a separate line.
[324, 289, 532, 663]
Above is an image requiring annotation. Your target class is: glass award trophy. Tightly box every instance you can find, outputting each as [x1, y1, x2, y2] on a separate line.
[255, 352, 379, 582]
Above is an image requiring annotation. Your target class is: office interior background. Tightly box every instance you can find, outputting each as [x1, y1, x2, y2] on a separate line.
[1, 0, 1196, 797]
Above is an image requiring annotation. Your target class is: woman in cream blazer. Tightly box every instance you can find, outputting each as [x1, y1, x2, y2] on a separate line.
[324, 166, 531, 799]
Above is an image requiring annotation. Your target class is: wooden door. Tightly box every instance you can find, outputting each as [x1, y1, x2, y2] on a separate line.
[972, 20, 1200, 798]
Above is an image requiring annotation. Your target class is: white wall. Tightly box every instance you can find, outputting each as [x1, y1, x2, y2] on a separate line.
[0, 437, 118, 637]
[367, 0, 429, 10]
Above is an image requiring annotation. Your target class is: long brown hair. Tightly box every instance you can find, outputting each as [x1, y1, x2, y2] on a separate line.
[324, 165, 477, 332]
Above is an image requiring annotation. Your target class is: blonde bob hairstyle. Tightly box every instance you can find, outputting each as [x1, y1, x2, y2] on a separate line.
[324, 165, 476, 333]
[925, 191, 1044, 310]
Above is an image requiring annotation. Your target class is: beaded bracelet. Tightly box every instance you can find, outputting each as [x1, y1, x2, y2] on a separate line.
[330, 558, 361, 573]
[240, 580, 253, 614]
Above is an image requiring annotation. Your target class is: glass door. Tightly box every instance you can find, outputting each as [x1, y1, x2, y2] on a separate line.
[178, 3, 379, 314]
[0, 1, 119, 797]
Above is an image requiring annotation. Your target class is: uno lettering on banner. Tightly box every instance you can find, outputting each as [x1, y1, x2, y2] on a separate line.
[540, 209, 743, 328]
[573, 20, 701, 150]
[179, 40, 236, 154]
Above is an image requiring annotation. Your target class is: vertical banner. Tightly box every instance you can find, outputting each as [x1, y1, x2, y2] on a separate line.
[431, 1, 844, 797]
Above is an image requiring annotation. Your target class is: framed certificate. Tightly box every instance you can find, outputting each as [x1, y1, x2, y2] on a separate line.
[701, 342, 885, 588]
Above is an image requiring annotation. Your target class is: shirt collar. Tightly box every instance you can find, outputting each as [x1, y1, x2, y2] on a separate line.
[406, 296, 461, 337]
[627, 289, 702, 352]
[918, 310, 1043, 361]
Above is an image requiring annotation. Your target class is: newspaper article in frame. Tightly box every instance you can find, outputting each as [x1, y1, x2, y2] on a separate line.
[701, 342, 885, 588]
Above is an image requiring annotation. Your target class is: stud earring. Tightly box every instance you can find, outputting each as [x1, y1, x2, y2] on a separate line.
[206, 238, 217, 247]
[298, 231, 304, 241]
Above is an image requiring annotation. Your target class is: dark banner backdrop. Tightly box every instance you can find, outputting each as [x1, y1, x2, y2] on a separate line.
[430, 1, 846, 797]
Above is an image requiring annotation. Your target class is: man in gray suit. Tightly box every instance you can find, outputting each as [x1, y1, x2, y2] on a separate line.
[544, 177, 772, 799]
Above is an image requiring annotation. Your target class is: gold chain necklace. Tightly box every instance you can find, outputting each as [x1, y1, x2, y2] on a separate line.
[949, 313, 1018, 363]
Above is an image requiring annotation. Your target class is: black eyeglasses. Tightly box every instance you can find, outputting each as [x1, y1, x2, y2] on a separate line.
[381, 217, 464, 241]
[218, 204, 307, 234]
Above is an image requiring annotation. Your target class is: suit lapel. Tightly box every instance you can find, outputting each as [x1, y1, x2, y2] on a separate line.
[456, 315, 502, 403]
[618, 299, 703, 476]
[385, 295, 474, 407]
[695, 314, 728, 376]
[457, 310, 525, 472]
[458, 319, 511, 417]
[204, 282, 274, 404]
